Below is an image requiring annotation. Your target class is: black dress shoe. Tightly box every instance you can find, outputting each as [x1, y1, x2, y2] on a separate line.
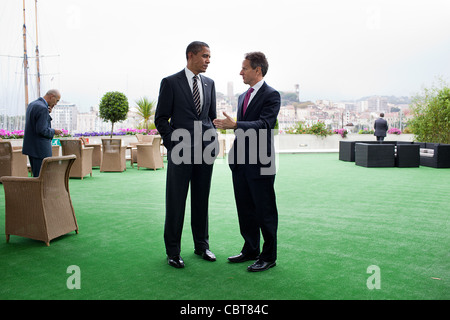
[247, 259, 276, 272]
[167, 255, 185, 268]
[228, 252, 260, 263]
[194, 249, 216, 261]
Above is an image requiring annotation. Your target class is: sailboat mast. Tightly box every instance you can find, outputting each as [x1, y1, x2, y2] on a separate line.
[22, 0, 29, 111]
[35, 0, 41, 97]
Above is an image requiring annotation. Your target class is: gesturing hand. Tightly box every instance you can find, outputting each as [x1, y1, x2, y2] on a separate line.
[213, 112, 237, 130]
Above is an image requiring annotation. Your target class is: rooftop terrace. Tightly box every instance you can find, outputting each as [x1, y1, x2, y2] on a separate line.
[0, 153, 448, 300]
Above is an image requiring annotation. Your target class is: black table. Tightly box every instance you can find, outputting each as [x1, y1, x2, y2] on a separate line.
[355, 143, 395, 167]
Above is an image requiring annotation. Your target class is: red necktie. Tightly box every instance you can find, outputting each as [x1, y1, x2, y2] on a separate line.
[242, 88, 254, 116]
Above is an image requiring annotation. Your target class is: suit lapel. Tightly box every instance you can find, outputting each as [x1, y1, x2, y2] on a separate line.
[242, 82, 267, 120]
[199, 75, 209, 117]
[237, 94, 245, 121]
[176, 70, 198, 116]
[176, 71, 210, 118]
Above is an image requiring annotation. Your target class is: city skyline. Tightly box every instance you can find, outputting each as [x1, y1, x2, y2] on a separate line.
[1, 0, 450, 115]
[0, 93, 412, 135]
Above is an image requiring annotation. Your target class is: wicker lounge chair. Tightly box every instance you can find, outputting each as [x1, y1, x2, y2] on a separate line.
[1, 155, 79, 246]
[128, 134, 157, 165]
[60, 139, 93, 179]
[0, 141, 28, 181]
[100, 138, 126, 172]
[80, 137, 102, 168]
[136, 136, 164, 170]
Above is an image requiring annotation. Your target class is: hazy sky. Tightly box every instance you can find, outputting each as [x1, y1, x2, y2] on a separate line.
[1, 0, 450, 115]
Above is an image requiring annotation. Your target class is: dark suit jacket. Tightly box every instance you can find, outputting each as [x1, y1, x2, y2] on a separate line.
[22, 97, 55, 159]
[374, 117, 388, 137]
[155, 70, 218, 154]
[229, 82, 281, 177]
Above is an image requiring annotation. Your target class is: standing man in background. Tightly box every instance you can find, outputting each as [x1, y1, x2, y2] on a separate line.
[155, 41, 219, 269]
[214, 52, 281, 272]
[374, 113, 388, 141]
[22, 89, 62, 177]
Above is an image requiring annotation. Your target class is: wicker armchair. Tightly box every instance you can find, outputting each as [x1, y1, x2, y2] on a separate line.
[128, 134, 156, 165]
[136, 136, 164, 170]
[1, 155, 79, 246]
[60, 139, 93, 179]
[100, 138, 126, 172]
[52, 145, 61, 157]
[80, 137, 102, 168]
[0, 141, 28, 181]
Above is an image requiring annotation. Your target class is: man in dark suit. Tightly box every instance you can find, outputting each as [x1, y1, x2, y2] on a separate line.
[374, 113, 388, 141]
[214, 52, 281, 272]
[155, 41, 219, 268]
[22, 89, 62, 177]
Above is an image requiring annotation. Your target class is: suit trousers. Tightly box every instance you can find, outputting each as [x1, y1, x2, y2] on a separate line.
[232, 166, 278, 262]
[164, 150, 214, 257]
[28, 156, 43, 177]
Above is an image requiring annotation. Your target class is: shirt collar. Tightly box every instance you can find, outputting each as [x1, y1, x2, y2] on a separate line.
[251, 79, 265, 93]
[185, 67, 200, 80]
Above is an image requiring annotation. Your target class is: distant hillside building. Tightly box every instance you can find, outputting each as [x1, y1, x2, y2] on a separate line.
[52, 101, 77, 133]
[76, 107, 109, 133]
[367, 96, 388, 113]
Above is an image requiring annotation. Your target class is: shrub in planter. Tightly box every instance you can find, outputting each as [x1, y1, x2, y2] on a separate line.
[388, 128, 402, 135]
[99, 91, 129, 138]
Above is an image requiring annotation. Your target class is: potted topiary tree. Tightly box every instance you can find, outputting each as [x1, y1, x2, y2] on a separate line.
[99, 91, 129, 138]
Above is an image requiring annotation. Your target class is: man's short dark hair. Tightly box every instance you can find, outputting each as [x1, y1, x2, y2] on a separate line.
[245, 52, 269, 77]
[380, 113, 385, 117]
[186, 41, 209, 60]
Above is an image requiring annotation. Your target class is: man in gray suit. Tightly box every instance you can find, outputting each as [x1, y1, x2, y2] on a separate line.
[22, 89, 62, 177]
[374, 113, 388, 141]
[155, 41, 219, 268]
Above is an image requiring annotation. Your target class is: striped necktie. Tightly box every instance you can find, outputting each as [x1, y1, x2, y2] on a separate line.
[193, 75, 201, 115]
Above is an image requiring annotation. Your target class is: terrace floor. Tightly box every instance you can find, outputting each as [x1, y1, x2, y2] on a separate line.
[0, 153, 448, 300]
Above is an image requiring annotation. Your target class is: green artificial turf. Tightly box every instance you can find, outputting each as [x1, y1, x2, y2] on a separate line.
[0, 153, 448, 300]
